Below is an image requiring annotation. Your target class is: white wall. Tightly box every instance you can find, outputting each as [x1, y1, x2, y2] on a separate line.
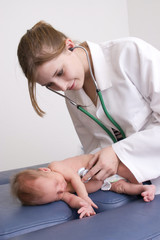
[127, 0, 160, 49]
[0, 0, 129, 171]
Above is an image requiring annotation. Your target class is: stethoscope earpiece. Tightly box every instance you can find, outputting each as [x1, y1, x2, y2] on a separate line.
[69, 47, 74, 51]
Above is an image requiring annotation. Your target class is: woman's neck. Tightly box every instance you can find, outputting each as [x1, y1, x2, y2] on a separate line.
[80, 42, 97, 106]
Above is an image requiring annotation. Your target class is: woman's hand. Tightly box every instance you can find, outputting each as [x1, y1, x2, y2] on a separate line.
[82, 146, 120, 182]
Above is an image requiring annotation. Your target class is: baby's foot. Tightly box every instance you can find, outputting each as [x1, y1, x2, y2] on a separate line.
[141, 185, 156, 202]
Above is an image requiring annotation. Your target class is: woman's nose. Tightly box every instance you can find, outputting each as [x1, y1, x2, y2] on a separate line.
[54, 78, 68, 91]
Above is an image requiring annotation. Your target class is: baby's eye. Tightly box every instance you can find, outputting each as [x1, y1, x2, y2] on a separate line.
[57, 69, 63, 77]
[57, 191, 63, 195]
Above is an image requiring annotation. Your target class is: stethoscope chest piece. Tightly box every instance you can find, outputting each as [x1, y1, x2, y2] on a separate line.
[78, 167, 91, 183]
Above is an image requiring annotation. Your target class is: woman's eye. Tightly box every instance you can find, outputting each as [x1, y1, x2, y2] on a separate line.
[47, 82, 53, 88]
[57, 69, 63, 77]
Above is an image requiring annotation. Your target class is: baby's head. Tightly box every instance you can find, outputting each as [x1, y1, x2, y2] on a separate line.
[11, 168, 67, 205]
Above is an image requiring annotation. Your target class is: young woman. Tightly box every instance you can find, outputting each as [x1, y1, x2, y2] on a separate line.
[17, 21, 160, 194]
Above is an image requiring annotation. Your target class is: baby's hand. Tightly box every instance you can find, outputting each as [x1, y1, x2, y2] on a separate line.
[78, 202, 96, 219]
[83, 196, 98, 209]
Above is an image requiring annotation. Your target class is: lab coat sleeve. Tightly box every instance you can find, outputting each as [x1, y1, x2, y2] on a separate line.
[112, 38, 160, 183]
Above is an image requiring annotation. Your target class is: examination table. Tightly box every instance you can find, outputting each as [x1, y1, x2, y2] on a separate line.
[0, 163, 160, 240]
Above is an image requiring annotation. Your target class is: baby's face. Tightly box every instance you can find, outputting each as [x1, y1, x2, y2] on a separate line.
[34, 170, 67, 204]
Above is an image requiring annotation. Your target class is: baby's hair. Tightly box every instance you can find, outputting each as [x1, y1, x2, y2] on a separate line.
[17, 21, 67, 117]
[11, 169, 47, 205]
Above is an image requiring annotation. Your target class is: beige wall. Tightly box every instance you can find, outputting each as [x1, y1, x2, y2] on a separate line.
[127, 0, 160, 49]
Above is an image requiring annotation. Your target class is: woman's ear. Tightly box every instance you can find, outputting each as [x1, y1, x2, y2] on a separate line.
[65, 38, 75, 50]
[38, 167, 51, 172]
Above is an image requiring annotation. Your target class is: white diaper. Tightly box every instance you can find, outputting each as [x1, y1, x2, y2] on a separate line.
[101, 174, 125, 191]
[78, 168, 125, 190]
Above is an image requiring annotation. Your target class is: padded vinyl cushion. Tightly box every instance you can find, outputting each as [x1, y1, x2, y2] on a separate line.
[0, 183, 137, 239]
[0, 184, 74, 240]
[9, 195, 160, 240]
[89, 189, 138, 212]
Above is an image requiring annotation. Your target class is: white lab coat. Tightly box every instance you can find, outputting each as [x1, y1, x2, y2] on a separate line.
[65, 38, 160, 194]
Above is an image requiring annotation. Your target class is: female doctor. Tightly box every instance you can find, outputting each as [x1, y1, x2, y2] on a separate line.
[17, 21, 160, 194]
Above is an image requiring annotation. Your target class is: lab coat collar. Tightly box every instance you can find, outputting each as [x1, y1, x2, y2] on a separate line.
[87, 41, 112, 91]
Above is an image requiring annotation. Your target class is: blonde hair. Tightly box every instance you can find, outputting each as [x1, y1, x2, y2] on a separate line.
[11, 169, 47, 205]
[17, 21, 67, 117]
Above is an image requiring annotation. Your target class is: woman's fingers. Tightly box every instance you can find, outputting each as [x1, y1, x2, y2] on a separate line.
[86, 154, 98, 170]
[82, 164, 100, 182]
[92, 169, 108, 181]
[82, 146, 120, 182]
[82, 155, 99, 182]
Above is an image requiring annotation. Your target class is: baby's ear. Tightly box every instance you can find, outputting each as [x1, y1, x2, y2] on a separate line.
[38, 167, 51, 172]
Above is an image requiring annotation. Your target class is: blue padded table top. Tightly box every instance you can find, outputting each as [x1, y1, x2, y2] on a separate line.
[0, 184, 74, 240]
[9, 195, 160, 240]
[0, 183, 137, 240]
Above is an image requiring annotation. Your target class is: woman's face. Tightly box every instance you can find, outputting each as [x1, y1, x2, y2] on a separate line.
[36, 48, 85, 92]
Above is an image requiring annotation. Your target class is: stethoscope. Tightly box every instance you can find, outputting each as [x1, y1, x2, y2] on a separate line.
[46, 45, 126, 143]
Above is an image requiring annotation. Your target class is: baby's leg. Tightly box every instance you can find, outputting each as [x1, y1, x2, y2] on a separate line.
[110, 180, 155, 202]
[85, 179, 103, 193]
[117, 162, 139, 184]
[141, 185, 156, 202]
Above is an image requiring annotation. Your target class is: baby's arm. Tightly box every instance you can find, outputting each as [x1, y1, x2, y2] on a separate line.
[62, 192, 96, 219]
[69, 172, 98, 208]
[49, 161, 97, 209]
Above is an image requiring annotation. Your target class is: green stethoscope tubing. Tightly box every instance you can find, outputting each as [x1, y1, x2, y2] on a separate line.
[46, 45, 126, 143]
[78, 105, 117, 143]
[97, 90, 126, 140]
[78, 89, 126, 143]
[74, 45, 126, 142]
[46, 87, 126, 143]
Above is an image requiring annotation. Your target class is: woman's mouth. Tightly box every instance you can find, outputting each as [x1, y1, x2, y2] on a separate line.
[68, 81, 75, 90]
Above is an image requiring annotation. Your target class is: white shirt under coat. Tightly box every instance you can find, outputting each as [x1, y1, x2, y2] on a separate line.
[65, 37, 160, 194]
